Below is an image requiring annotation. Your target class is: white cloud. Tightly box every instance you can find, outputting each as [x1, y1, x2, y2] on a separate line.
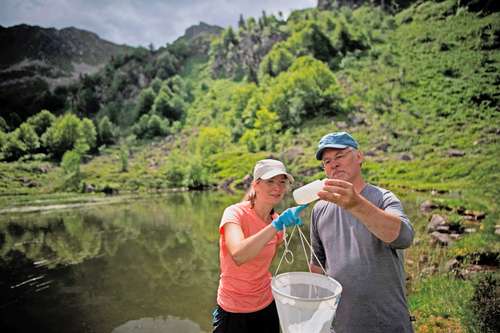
[0, 0, 315, 47]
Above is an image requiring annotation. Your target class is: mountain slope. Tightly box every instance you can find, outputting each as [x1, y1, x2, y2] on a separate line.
[0, 24, 132, 126]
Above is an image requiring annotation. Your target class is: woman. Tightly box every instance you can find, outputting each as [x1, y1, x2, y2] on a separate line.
[212, 159, 306, 333]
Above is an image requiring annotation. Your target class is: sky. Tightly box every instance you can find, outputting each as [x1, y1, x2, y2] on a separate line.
[0, 0, 316, 47]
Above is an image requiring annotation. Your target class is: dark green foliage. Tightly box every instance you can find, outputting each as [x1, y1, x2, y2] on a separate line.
[97, 116, 115, 145]
[310, 24, 338, 62]
[0, 130, 5, 152]
[1, 131, 27, 161]
[210, 13, 287, 81]
[27, 110, 56, 136]
[75, 87, 100, 116]
[466, 273, 500, 333]
[0, 117, 9, 132]
[152, 76, 189, 121]
[135, 88, 156, 116]
[132, 114, 169, 139]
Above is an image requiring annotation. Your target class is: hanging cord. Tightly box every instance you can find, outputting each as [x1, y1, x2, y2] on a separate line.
[274, 225, 296, 275]
[274, 225, 328, 276]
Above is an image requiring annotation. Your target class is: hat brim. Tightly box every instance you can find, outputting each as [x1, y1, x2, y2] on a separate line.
[315, 144, 349, 160]
[260, 170, 295, 183]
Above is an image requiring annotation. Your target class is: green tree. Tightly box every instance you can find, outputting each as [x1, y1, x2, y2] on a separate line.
[258, 45, 294, 80]
[98, 116, 115, 145]
[42, 114, 94, 159]
[262, 56, 342, 127]
[118, 143, 129, 172]
[61, 149, 82, 191]
[27, 110, 56, 136]
[1, 131, 26, 161]
[0, 130, 5, 152]
[76, 87, 100, 116]
[151, 78, 163, 94]
[184, 154, 210, 189]
[163, 151, 186, 187]
[146, 114, 169, 138]
[239, 107, 281, 152]
[152, 84, 185, 121]
[80, 118, 97, 151]
[195, 127, 231, 157]
[0, 117, 8, 132]
[238, 14, 246, 29]
[17, 123, 40, 153]
[135, 87, 156, 116]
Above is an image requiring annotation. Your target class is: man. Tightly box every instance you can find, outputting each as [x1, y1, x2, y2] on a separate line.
[309, 131, 414, 333]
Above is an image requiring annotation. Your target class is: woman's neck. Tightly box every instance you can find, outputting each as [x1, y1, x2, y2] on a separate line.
[253, 201, 274, 223]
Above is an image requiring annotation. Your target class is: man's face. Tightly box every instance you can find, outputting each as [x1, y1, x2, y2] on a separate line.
[321, 147, 363, 181]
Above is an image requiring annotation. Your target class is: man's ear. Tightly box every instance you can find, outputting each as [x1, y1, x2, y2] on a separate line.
[356, 150, 364, 165]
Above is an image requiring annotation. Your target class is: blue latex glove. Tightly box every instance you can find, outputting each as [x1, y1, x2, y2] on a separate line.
[271, 204, 308, 231]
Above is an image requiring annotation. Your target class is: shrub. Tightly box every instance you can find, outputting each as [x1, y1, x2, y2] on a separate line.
[80, 118, 97, 151]
[163, 152, 187, 187]
[98, 116, 115, 145]
[42, 114, 93, 159]
[118, 144, 129, 172]
[17, 123, 40, 153]
[1, 131, 27, 161]
[135, 87, 156, 116]
[183, 155, 211, 189]
[61, 149, 82, 191]
[27, 110, 56, 136]
[466, 273, 500, 333]
[261, 56, 342, 128]
[195, 127, 231, 157]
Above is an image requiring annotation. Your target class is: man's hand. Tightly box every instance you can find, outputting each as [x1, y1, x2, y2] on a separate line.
[318, 179, 404, 243]
[317, 179, 361, 210]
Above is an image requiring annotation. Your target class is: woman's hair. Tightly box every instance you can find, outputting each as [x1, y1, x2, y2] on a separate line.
[243, 182, 257, 208]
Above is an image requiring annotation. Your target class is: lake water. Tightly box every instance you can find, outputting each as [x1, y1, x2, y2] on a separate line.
[0, 191, 311, 333]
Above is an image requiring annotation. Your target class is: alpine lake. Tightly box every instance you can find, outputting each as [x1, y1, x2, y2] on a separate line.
[0, 190, 420, 333]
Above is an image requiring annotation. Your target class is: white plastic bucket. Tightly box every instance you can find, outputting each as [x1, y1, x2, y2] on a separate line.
[271, 272, 342, 333]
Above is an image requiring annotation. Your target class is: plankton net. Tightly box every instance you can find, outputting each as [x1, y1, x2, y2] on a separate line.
[271, 225, 342, 333]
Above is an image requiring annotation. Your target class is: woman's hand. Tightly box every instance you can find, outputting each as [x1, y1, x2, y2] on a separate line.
[271, 204, 308, 231]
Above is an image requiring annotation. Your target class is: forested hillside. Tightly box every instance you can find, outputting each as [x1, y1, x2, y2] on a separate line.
[0, 1, 499, 330]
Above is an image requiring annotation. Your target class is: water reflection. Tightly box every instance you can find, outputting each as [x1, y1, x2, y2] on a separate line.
[112, 316, 204, 333]
[0, 191, 311, 333]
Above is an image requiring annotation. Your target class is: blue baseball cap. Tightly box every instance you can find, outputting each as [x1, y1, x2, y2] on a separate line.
[315, 132, 359, 160]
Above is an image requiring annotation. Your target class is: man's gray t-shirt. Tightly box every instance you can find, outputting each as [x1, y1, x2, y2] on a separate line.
[310, 184, 414, 333]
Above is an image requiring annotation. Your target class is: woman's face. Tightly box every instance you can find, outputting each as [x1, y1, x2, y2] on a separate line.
[254, 174, 289, 206]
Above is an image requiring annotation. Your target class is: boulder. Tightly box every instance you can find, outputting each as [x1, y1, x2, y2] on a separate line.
[430, 231, 452, 246]
[447, 149, 465, 157]
[282, 147, 303, 163]
[399, 153, 413, 161]
[376, 142, 390, 152]
[445, 258, 460, 272]
[84, 183, 96, 193]
[427, 214, 447, 232]
[218, 177, 234, 191]
[420, 200, 439, 213]
[462, 210, 486, 220]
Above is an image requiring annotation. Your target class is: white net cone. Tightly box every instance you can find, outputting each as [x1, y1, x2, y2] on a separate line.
[271, 272, 342, 333]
